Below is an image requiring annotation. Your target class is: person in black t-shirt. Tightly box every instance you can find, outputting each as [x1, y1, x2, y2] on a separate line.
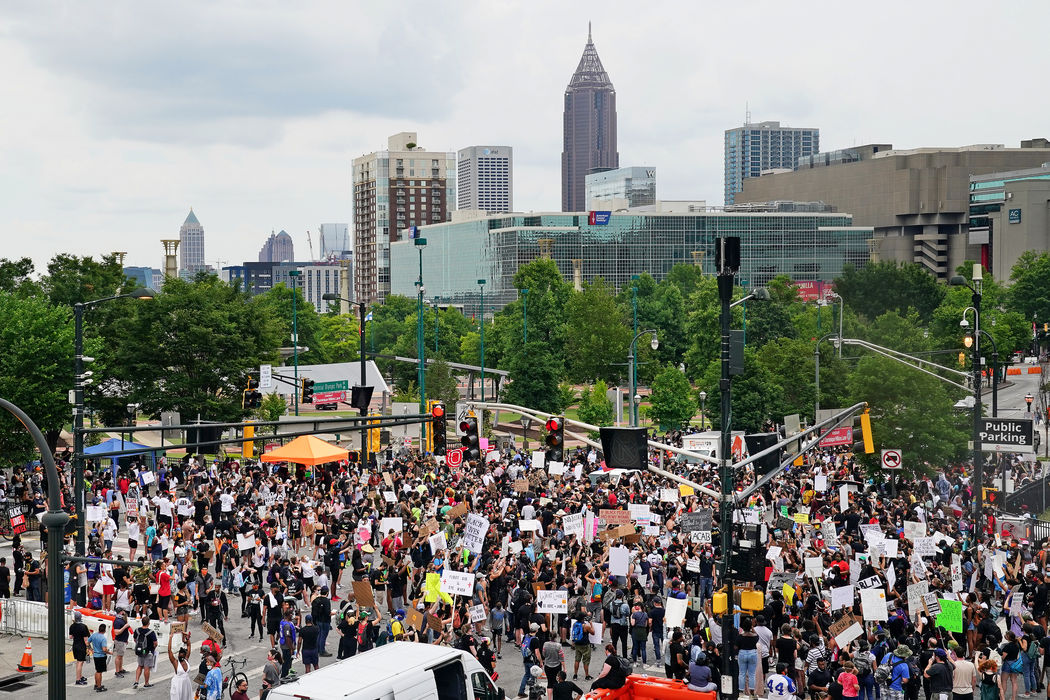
[298, 614, 320, 673]
[0, 557, 10, 598]
[69, 610, 91, 685]
[590, 643, 628, 691]
[551, 670, 584, 700]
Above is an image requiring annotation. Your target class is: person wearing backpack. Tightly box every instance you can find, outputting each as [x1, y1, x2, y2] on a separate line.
[877, 644, 913, 700]
[571, 613, 595, 681]
[854, 640, 876, 700]
[132, 616, 158, 689]
[517, 622, 542, 699]
[590, 643, 629, 691]
[610, 590, 630, 658]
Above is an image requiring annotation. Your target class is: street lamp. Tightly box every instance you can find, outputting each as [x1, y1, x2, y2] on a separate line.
[628, 329, 658, 426]
[478, 279, 486, 402]
[521, 288, 529, 345]
[288, 270, 302, 416]
[951, 271, 984, 520]
[73, 286, 154, 557]
[519, 415, 532, 452]
[322, 292, 371, 465]
[415, 239, 428, 429]
[699, 390, 707, 429]
[962, 315, 999, 417]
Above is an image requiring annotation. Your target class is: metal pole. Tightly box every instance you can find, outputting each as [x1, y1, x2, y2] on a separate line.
[837, 295, 844, 358]
[434, 300, 439, 354]
[479, 280, 486, 403]
[972, 290, 984, 522]
[360, 302, 369, 466]
[291, 272, 300, 416]
[417, 249, 426, 424]
[814, 343, 820, 420]
[73, 302, 86, 558]
[628, 343, 636, 428]
[0, 398, 70, 700]
[717, 268, 735, 700]
[522, 288, 528, 345]
[632, 285, 638, 425]
[990, 349, 998, 418]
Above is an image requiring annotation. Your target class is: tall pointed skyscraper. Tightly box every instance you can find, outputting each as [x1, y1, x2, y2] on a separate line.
[179, 208, 205, 275]
[562, 24, 618, 212]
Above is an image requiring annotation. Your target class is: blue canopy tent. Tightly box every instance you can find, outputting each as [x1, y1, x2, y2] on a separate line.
[83, 437, 160, 484]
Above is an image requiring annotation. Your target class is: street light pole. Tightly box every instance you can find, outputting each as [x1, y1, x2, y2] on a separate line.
[814, 333, 837, 420]
[289, 270, 302, 416]
[699, 390, 707, 430]
[716, 239, 737, 700]
[415, 240, 428, 438]
[952, 273, 984, 521]
[322, 292, 371, 466]
[627, 329, 658, 427]
[478, 279, 486, 403]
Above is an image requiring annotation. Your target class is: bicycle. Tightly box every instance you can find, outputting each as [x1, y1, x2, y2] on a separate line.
[222, 656, 249, 700]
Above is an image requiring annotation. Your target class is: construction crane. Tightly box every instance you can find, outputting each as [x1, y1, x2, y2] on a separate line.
[306, 230, 315, 261]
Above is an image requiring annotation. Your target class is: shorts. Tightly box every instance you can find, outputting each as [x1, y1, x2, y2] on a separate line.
[302, 649, 319, 666]
[73, 647, 88, 662]
[574, 643, 592, 665]
[136, 652, 156, 669]
[128, 539, 138, 549]
[544, 665, 560, 682]
[94, 657, 108, 673]
[114, 640, 127, 657]
[267, 618, 281, 635]
[103, 584, 115, 596]
[133, 584, 150, 604]
[158, 595, 170, 608]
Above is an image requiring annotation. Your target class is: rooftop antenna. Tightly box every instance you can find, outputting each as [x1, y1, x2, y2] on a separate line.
[745, 102, 751, 125]
[588, 21, 592, 43]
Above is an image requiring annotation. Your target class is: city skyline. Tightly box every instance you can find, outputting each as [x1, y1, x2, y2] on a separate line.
[3, 2, 1049, 273]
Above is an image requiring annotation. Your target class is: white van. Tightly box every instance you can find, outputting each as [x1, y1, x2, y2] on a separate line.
[266, 642, 505, 700]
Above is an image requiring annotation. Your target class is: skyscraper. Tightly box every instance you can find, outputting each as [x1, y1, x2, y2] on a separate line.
[258, 230, 295, 263]
[562, 24, 618, 212]
[353, 132, 456, 305]
[724, 120, 819, 205]
[179, 209, 205, 274]
[457, 146, 513, 212]
[318, 223, 351, 259]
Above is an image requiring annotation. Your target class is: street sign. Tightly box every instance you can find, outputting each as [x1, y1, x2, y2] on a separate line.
[259, 364, 273, 390]
[314, 380, 349, 405]
[979, 418, 1034, 453]
[881, 449, 902, 470]
[446, 448, 463, 468]
[819, 427, 853, 447]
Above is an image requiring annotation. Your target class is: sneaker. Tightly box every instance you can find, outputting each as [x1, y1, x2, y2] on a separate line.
[319, 652, 332, 657]
[80, 677, 88, 683]
[132, 682, 138, 689]
[95, 686, 107, 692]
[143, 683, 154, 688]
[76, 679, 88, 686]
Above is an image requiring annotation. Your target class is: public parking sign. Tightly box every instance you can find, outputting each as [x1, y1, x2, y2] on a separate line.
[979, 418, 1034, 452]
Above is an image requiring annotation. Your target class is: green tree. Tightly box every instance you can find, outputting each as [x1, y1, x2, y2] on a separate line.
[697, 349, 787, 433]
[0, 257, 36, 295]
[564, 278, 631, 383]
[0, 293, 73, 458]
[315, 312, 360, 363]
[646, 365, 696, 430]
[43, 253, 130, 308]
[254, 282, 324, 365]
[1008, 251, 1050, 322]
[425, 359, 461, 414]
[833, 261, 946, 323]
[257, 392, 288, 423]
[618, 273, 686, 382]
[682, 276, 722, 381]
[98, 276, 281, 423]
[502, 341, 565, 414]
[577, 380, 615, 431]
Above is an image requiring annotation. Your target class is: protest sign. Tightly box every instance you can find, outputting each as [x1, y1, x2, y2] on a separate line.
[405, 607, 424, 631]
[830, 585, 855, 611]
[689, 530, 712, 544]
[951, 554, 963, 593]
[936, 599, 963, 633]
[903, 520, 926, 540]
[440, 570, 476, 597]
[793, 512, 810, 524]
[660, 488, 678, 503]
[686, 559, 701, 573]
[665, 596, 688, 629]
[562, 513, 584, 538]
[462, 514, 490, 554]
[236, 533, 256, 551]
[839, 485, 849, 511]
[858, 575, 882, 590]
[805, 557, 823, 579]
[859, 588, 888, 621]
[429, 532, 448, 554]
[832, 614, 864, 647]
[513, 479, 530, 493]
[609, 546, 630, 576]
[445, 503, 469, 520]
[814, 474, 828, 492]
[922, 592, 941, 616]
[536, 590, 568, 613]
[600, 509, 631, 526]
[518, 519, 542, 533]
[201, 621, 224, 643]
[382, 491, 397, 503]
[352, 580, 376, 609]
[913, 537, 937, 558]
[380, 517, 403, 534]
[469, 604, 487, 623]
[86, 505, 106, 522]
[548, 462, 566, 476]
[906, 581, 929, 617]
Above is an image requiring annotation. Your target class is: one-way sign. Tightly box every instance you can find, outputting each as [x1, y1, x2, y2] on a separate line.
[979, 418, 1034, 453]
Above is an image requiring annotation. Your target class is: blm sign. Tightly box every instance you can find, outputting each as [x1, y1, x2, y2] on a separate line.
[979, 418, 1034, 453]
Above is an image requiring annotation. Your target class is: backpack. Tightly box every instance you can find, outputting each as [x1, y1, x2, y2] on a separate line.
[134, 628, 153, 657]
[571, 621, 586, 644]
[854, 655, 873, 678]
[616, 656, 633, 675]
[875, 658, 906, 686]
[521, 634, 534, 660]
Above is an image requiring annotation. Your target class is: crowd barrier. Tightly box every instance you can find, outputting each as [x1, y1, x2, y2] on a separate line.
[0, 599, 177, 649]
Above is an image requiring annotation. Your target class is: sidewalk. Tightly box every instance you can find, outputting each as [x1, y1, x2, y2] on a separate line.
[0, 632, 68, 674]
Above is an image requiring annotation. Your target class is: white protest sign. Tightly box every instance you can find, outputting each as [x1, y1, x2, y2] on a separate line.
[380, 517, 403, 534]
[236, 533, 256, 551]
[860, 588, 888, 621]
[906, 581, 929, 617]
[439, 570, 476, 597]
[429, 532, 448, 554]
[805, 557, 824, 579]
[462, 514, 490, 554]
[627, 504, 651, 522]
[469, 604, 487, 623]
[858, 575, 882, 590]
[665, 596, 688, 629]
[86, 505, 106, 522]
[562, 512, 584, 538]
[831, 585, 855, 611]
[902, 521, 926, 540]
[839, 485, 849, 511]
[686, 559, 701, 573]
[382, 491, 397, 503]
[951, 554, 963, 593]
[536, 589, 568, 613]
[140, 471, 155, 485]
[531, 451, 546, 470]
[886, 564, 896, 592]
[548, 462, 566, 476]
[588, 622, 603, 645]
[609, 546, 630, 577]
[913, 537, 937, 558]
[834, 620, 864, 647]
[882, 538, 899, 558]
[518, 519, 542, 533]
[815, 475, 828, 492]
[573, 463, 583, 480]
[767, 546, 783, 561]
[660, 488, 678, 503]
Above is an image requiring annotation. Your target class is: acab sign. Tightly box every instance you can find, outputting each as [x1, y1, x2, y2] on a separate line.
[979, 418, 1034, 452]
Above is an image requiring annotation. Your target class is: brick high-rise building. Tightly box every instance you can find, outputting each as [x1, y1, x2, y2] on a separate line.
[353, 132, 455, 305]
[562, 24, 618, 212]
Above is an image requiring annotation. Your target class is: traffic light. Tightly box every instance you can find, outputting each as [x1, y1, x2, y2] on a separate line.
[243, 390, 262, 409]
[545, 416, 564, 462]
[301, 378, 315, 404]
[431, 402, 447, 456]
[247, 376, 259, 391]
[858, 409, 874, 454]
[369, 414, 380, 453]
[460, 416, 480, 461]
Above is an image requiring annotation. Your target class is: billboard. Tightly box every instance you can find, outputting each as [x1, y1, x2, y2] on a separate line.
[588, 211, 611, 226]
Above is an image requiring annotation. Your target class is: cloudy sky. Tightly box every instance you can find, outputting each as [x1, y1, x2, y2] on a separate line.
[3, 1, 1049, 273]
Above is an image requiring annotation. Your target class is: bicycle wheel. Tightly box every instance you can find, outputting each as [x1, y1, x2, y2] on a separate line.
[227, 672, 248, 700]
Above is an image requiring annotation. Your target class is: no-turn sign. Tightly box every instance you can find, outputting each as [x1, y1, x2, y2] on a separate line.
[881, 449, 902, 469]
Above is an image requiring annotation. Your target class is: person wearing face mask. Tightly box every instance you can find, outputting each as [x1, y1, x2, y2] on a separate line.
[167, 631, 194, 700]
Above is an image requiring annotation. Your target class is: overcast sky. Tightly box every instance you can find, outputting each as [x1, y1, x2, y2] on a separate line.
[3, 1, 1049, 273]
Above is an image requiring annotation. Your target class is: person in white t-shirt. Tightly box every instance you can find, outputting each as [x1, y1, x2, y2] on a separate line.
[766, 663, 797, 700]
[127, 518, 141, 561]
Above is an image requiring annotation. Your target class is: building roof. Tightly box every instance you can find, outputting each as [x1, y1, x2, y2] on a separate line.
[567, 23, 612, 90]
[183, 208, 200, 227]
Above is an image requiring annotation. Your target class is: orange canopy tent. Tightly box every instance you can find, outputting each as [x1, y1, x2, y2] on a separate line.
[258, 434, 348, 466]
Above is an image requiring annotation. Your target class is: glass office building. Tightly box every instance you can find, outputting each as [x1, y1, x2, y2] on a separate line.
[390, 211, 871, 314]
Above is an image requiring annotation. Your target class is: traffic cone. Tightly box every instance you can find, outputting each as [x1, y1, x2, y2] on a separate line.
[16, 638, 33, 672]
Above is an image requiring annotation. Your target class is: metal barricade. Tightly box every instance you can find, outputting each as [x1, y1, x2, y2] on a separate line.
[0, 598, 51, 637]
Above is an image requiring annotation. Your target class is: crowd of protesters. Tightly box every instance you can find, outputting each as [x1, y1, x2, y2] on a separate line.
[1, 426, 1047, 700]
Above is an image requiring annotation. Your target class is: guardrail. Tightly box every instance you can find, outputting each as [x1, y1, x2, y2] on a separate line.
[1003, 472, 1050, 515]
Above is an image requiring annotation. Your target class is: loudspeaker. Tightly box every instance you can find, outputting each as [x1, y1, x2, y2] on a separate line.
[744, 433, 781, 476]
[599, 427, 648, 469]
[350, 385, 374, 412]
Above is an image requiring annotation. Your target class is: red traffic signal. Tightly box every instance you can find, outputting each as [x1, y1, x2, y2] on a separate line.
[432, 404, 445, 418]
[545, 416, 565, 461]
[460, 416, 480, 461]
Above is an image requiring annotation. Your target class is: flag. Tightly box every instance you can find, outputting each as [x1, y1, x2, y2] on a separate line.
[365, 312, 373, 322]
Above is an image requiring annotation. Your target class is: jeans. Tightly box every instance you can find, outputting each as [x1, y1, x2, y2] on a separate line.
[317, 622, 331, 653]
[698, 577, 714, 603]
[652, 630, 664, 660]
[518, 660, 536, 696]
[1023, 654, 1038, 693]
[859, 673, 876, 700]
[738, 649, 758, 691]
[280, 647, 293, 678]
[631, 635, 647, 663]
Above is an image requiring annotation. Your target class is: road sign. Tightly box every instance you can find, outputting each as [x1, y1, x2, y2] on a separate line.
[979, 418, 1034, 453]
[881, 449, 902, 470]
[446, 448, 463, 468]
[314, 380, 349, 405]
[819, 427, 853, 447]
[259, 364, 273, 390]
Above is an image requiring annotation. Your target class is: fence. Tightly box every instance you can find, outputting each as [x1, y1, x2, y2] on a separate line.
[0, 599, 176, 647]
[1003, 472, 1050, 515]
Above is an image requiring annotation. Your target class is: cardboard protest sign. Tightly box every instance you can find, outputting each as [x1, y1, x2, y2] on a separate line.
[427, 612, 445, 633]
[513, 479, 530, 492]
[425, 517, 440, 534]
[169, 621, 187, 636]
[831, 613, 864, 647]
[201, 621, 225, 643]
[405, 607, 424, 631]
[536, 590, 568, 613]
[600, 509, 630, 526]
[599, 524, 635, 541]
[445, 503, 469, 520]
[352, 580, 376, 609]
